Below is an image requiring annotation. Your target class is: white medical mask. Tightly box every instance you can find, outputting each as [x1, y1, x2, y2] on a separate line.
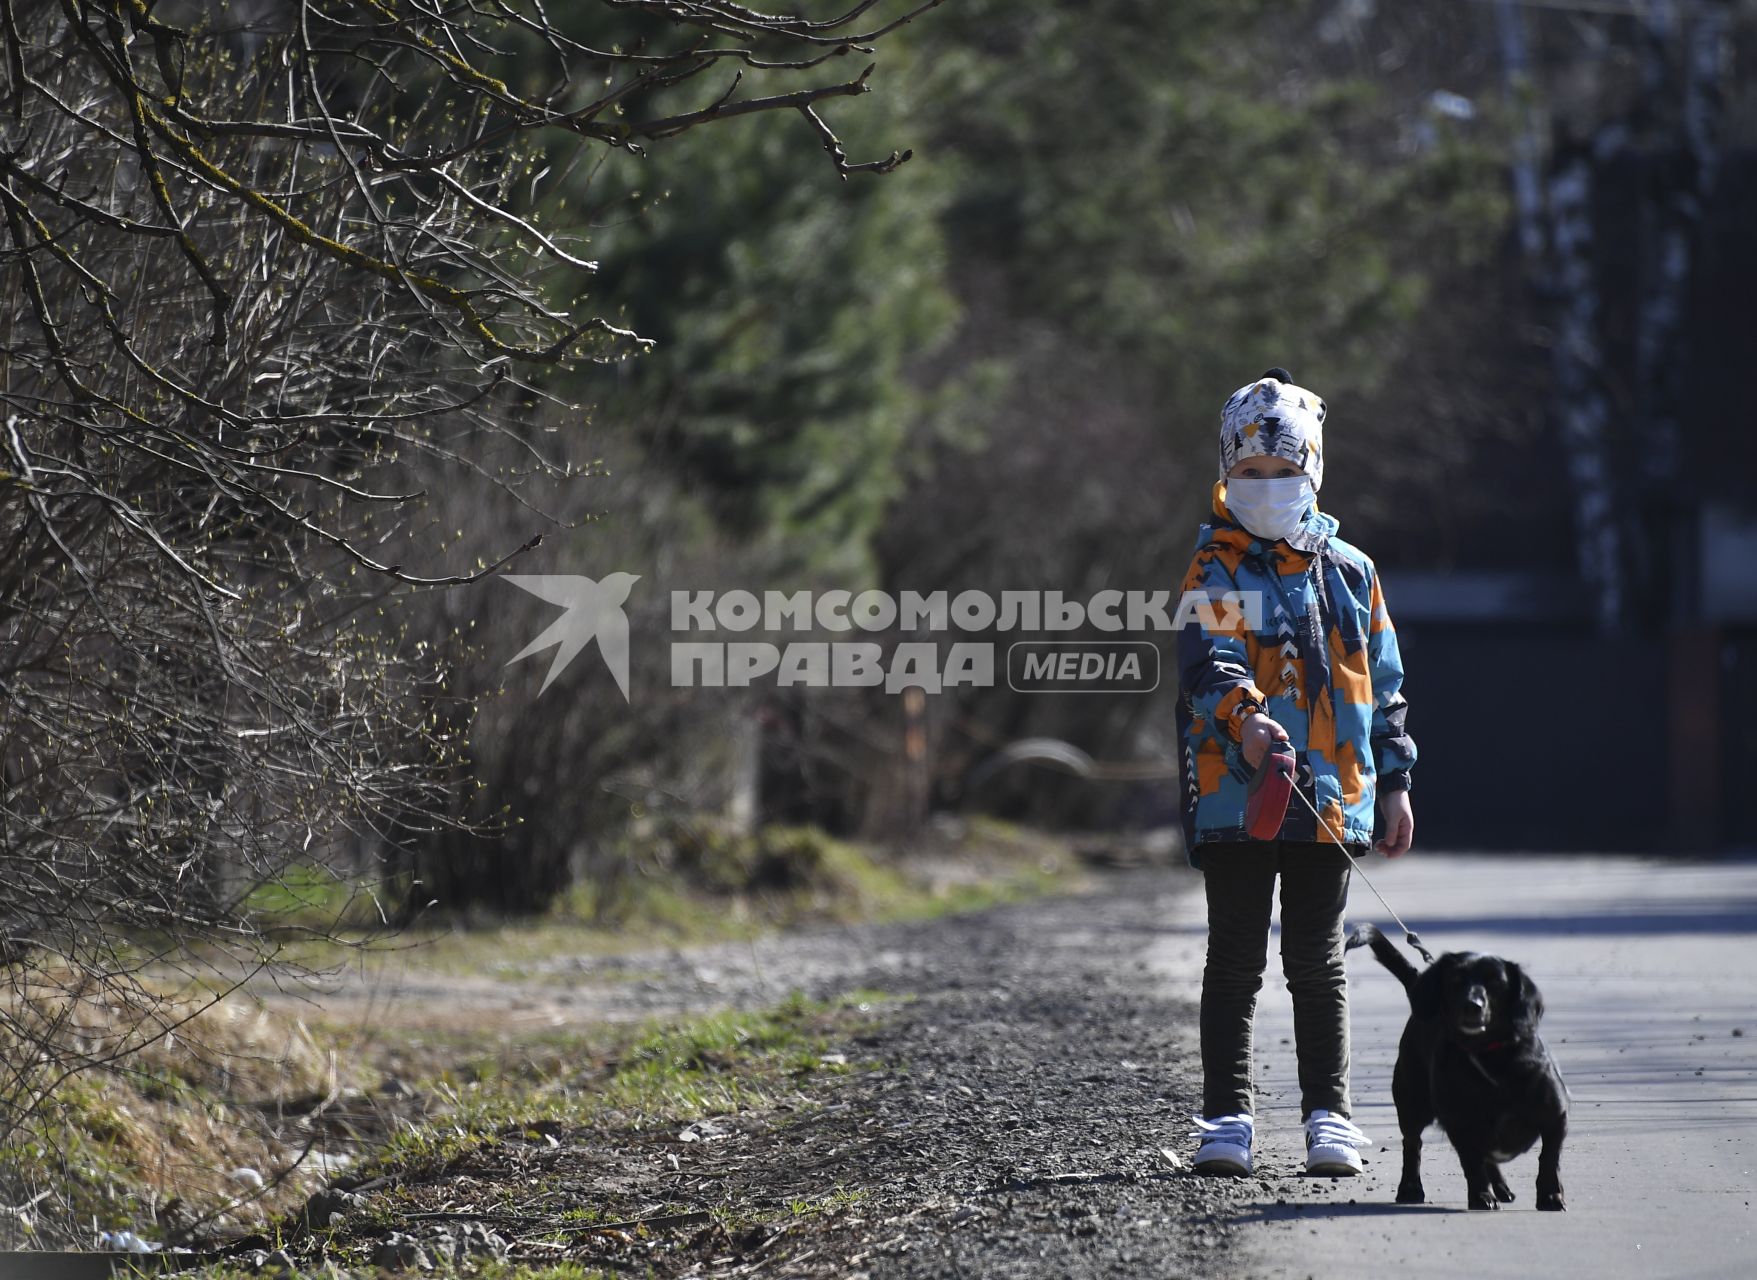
[1225, 475, 1315, 542]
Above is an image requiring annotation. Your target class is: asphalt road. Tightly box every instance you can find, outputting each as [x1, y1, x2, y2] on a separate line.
[1147, 851, 1757, 1280]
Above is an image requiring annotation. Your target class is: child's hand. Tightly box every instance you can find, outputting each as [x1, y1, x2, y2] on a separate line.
[1240, 712, 1290, 768]
[1376, 790, 1414, 857]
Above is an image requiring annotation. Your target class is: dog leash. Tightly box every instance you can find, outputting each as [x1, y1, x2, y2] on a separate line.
[1272, 761, 1575, 1103]
[1281, 770, 1436, 965]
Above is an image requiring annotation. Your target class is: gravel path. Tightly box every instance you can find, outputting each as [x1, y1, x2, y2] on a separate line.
[768, 869, 1250, 1279]
[279, 868, 1258, 1278]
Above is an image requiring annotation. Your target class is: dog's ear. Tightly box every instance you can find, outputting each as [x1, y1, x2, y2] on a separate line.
[1411, 955, 1455, 1019]
[1506, 961, 1544, 1033]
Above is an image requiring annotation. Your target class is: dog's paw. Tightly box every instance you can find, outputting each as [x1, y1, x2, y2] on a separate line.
[1395, 1184, 1425, 1205]
[1537, 1192, 1566, 1212]
[1467, 1191, 1501, 1211]
[1344, 923, 1379, 951]
[1492, 1183, 1515, 1203]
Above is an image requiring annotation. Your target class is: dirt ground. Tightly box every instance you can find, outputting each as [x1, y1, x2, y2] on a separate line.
[244, 868, 1274, 1278]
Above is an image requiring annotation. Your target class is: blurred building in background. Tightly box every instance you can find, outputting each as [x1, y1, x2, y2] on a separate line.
[1385, 95, 1757, 853]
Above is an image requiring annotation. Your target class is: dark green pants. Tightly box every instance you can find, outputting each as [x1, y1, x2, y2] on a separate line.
[1199, 839, 1357, 1121]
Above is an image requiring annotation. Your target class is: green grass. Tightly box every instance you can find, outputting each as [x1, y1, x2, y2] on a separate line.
[10, 818, 1072, 1262]
[235, 992, 898, 1277]
[244, 861, 393, 930]
[266, 820, 1078, 984]
[787, 1185, 867, 1216]
[36, 987, 899, 1275]
[351, 990, 889, 1186]
[0, 1081, 142, 1239]
[183, 1262, 623, 1280]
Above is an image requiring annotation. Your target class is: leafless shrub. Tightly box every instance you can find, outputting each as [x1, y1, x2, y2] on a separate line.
[0, 0, 931, 1174]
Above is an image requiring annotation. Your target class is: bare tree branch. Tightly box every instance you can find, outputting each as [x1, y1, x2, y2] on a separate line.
[0, 0, 933, 1175]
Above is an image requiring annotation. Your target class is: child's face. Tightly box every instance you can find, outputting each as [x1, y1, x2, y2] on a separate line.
[1226, 456, 1303, 481]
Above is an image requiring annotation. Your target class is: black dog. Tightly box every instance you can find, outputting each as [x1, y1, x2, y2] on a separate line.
[1347, 923, 1568, 1211]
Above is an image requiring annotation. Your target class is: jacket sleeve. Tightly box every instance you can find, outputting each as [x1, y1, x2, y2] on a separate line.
[1366, 565, 1417, 792]
[1176, 547, 1268, 745]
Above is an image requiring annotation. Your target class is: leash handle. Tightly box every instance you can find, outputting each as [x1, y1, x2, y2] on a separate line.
[1283, 775, 1436, 965]
[1244, 742, 1296, 840]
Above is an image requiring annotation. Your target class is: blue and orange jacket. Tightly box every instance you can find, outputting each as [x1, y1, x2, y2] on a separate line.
[1176, 483, 1415, 867]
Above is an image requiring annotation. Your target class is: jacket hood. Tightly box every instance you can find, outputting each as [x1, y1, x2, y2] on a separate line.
[1206, 479, 1338, 555]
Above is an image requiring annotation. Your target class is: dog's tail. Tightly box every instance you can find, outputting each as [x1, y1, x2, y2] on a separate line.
[1345, 922, 1422, 995]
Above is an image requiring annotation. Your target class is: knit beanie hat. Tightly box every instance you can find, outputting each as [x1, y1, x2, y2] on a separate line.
[1217, 367, 1327, 489]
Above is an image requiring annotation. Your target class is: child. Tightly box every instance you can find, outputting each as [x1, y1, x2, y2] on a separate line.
[1175, 369, 1416, 1177]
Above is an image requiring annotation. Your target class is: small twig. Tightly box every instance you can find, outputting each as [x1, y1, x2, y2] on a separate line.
[399, 1207, 713, 1234]
[798, 98, 912, 180]
[566, 1210, 713, 1233]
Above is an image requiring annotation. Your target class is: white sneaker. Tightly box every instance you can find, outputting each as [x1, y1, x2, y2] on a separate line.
[1304, 1109, 1370, 1175]
[1190, 1113, 1254, 1176]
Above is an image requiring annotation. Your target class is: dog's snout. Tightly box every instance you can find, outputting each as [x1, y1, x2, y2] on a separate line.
[1466, 985, 1487, 1011]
